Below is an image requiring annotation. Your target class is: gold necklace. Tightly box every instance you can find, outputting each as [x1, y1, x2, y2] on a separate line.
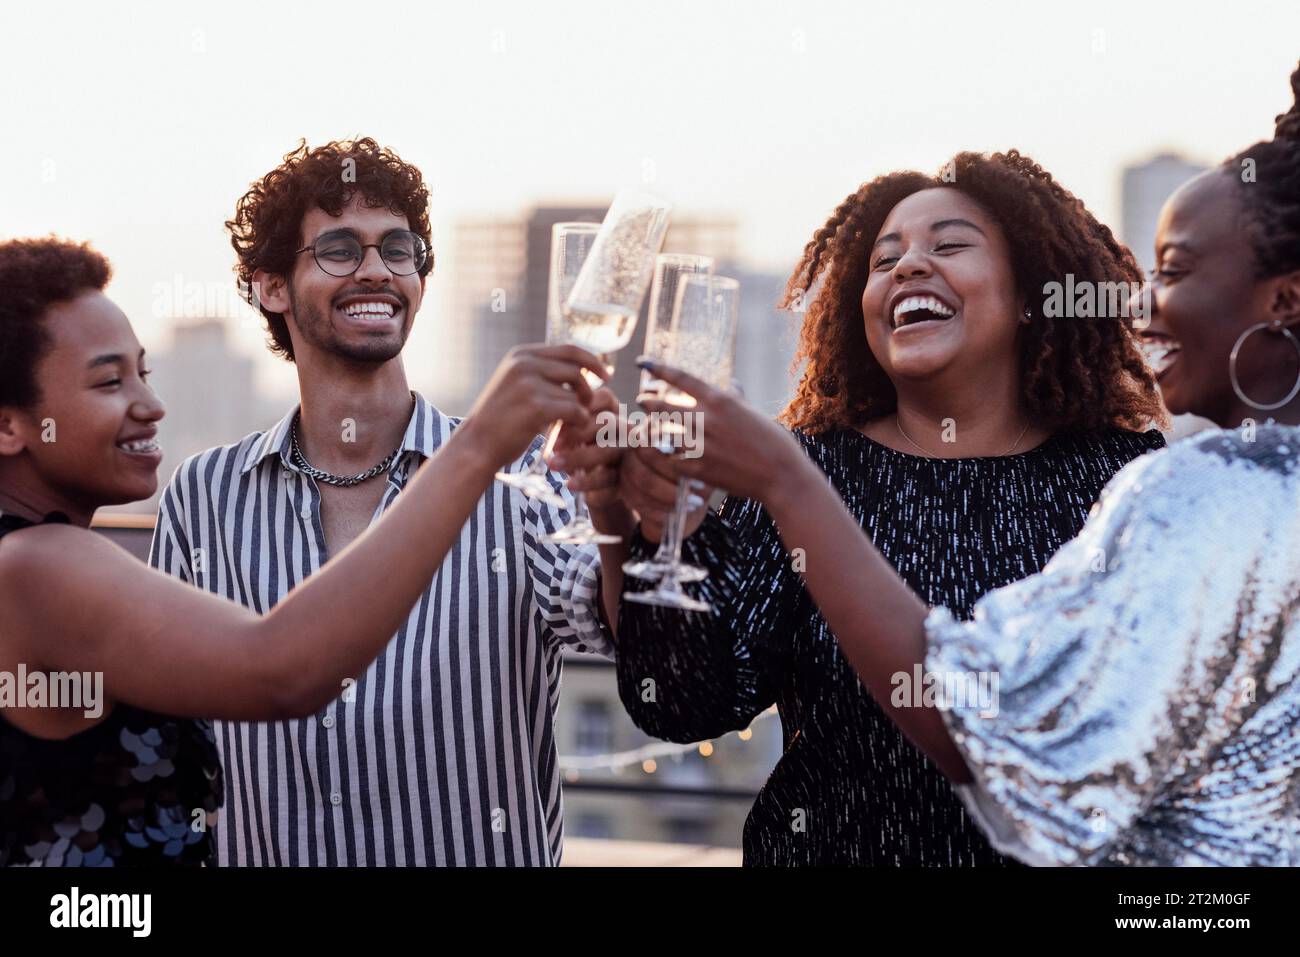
[894, 417, 1030, 458]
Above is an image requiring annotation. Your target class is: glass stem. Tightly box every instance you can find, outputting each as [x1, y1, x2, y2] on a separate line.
[570, 354, 613, 518]
[654, 477, 692, 564]
[536, 419, 563, 475]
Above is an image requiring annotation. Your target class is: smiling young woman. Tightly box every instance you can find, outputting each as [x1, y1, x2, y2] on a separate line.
[1137, 65, 1300, 427]
[610, 150, 1168, 867]
[0, 237, 606, 867]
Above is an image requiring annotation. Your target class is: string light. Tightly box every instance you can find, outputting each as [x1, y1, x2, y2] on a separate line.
[559, 706, 777, 776]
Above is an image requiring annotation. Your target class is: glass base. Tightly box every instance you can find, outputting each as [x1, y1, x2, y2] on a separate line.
[541, 514, 622, 545]
[495, 469, 567, 509]
[621, 557, 708, 583]
[623, 584, 712, 613]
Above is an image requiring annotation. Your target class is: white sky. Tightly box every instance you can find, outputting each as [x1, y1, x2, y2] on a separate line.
[2, 0, 1297, 398]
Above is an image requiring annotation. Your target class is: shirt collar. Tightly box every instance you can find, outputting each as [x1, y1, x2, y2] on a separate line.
[240, 390, 444, 475]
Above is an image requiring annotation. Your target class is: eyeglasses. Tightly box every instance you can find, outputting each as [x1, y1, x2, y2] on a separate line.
[295, 229, 431, 278]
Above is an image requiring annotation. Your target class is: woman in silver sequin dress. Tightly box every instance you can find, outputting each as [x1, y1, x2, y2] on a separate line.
[634, 64, 1300, 866]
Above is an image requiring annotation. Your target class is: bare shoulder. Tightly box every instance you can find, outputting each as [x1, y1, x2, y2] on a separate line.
[0, 525, 79, 662]
[0, 522, 125, 598]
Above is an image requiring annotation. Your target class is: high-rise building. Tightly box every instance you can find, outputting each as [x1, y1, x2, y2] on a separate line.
[1120, 153, 1208, 273]
[725, 262, 801, 418]
[440, 217, 529, 414]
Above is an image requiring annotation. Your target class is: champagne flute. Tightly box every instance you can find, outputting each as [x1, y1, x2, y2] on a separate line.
[624, 274, 739, 612]
[495, 222, 601, 508]
[542, 190, 672, 545]
[622, 252, 714, 581]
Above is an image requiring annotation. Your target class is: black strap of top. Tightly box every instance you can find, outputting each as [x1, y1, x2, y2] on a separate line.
[0, 510, 70, 538]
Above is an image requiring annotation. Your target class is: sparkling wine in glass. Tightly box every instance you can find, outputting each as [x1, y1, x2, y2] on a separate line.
[623, 252, 714, 582]
[494, 222, 601, 508]
[624, 273, 739, 611]
[542, 190, 672, 545]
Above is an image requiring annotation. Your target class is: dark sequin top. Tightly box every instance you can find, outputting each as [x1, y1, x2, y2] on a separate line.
[616, 426, 1166, 866]
[0, 511, 224, 867]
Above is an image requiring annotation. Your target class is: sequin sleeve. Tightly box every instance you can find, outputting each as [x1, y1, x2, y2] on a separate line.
[616, 492, 810, 743]
[923, 426, 1300, 866]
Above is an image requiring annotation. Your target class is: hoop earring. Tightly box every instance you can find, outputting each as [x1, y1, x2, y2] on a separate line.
[1229, 320, 1300, 411]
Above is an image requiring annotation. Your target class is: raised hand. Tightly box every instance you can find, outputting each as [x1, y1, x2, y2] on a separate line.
[459, 343, 608, 469]
[635, 359, 804, 508]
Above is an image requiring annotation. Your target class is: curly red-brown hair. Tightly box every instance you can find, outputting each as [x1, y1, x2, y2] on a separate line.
[779, 150, 1167, 434]
[227, 137, 433, 361]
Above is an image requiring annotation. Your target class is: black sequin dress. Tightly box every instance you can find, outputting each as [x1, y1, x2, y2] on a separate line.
[616, 426, 1166, 866]
[0, 511, 224, 866]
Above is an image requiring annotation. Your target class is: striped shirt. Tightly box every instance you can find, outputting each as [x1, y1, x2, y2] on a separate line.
[148, 393, 613, 866]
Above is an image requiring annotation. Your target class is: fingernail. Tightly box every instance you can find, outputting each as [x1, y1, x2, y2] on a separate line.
[686, 494, 706, 509]
[635, 356, 655, 371]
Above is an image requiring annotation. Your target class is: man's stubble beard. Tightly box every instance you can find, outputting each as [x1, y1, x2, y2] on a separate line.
[288, 285, 410, 365]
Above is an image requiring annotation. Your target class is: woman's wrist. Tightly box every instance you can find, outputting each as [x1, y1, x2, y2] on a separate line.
[444, 422, 503, 482]
[760, 438, 821, 519]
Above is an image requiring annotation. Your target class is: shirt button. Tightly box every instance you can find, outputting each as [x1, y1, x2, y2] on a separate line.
[300, 506, 311, 520]
[329, 792, 342, 807]
[322, 715, 335, 729]
[282, 467, 292, 477]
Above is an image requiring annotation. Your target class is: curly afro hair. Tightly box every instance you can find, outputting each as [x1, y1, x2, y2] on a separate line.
[778, 150, 1167, 435]
[227, 137, 433, 362]
[0, 237, 112, 409]
[1224, 61, 1300, 279]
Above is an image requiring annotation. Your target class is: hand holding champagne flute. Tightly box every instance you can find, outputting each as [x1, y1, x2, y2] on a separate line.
[542, 190, 672, 545]
[624, 273, 740, 611]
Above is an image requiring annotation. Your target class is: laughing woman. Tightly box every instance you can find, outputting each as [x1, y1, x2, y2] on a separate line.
[632, 63, 1300, 866]
[595, 151, 1167, 866]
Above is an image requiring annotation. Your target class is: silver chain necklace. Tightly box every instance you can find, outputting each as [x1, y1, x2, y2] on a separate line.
[895, 417, 1030, 459]
[290, 412, 404, 487]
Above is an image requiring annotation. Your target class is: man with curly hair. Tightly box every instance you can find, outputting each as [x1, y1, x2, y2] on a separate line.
[149, 138, 630, 866]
